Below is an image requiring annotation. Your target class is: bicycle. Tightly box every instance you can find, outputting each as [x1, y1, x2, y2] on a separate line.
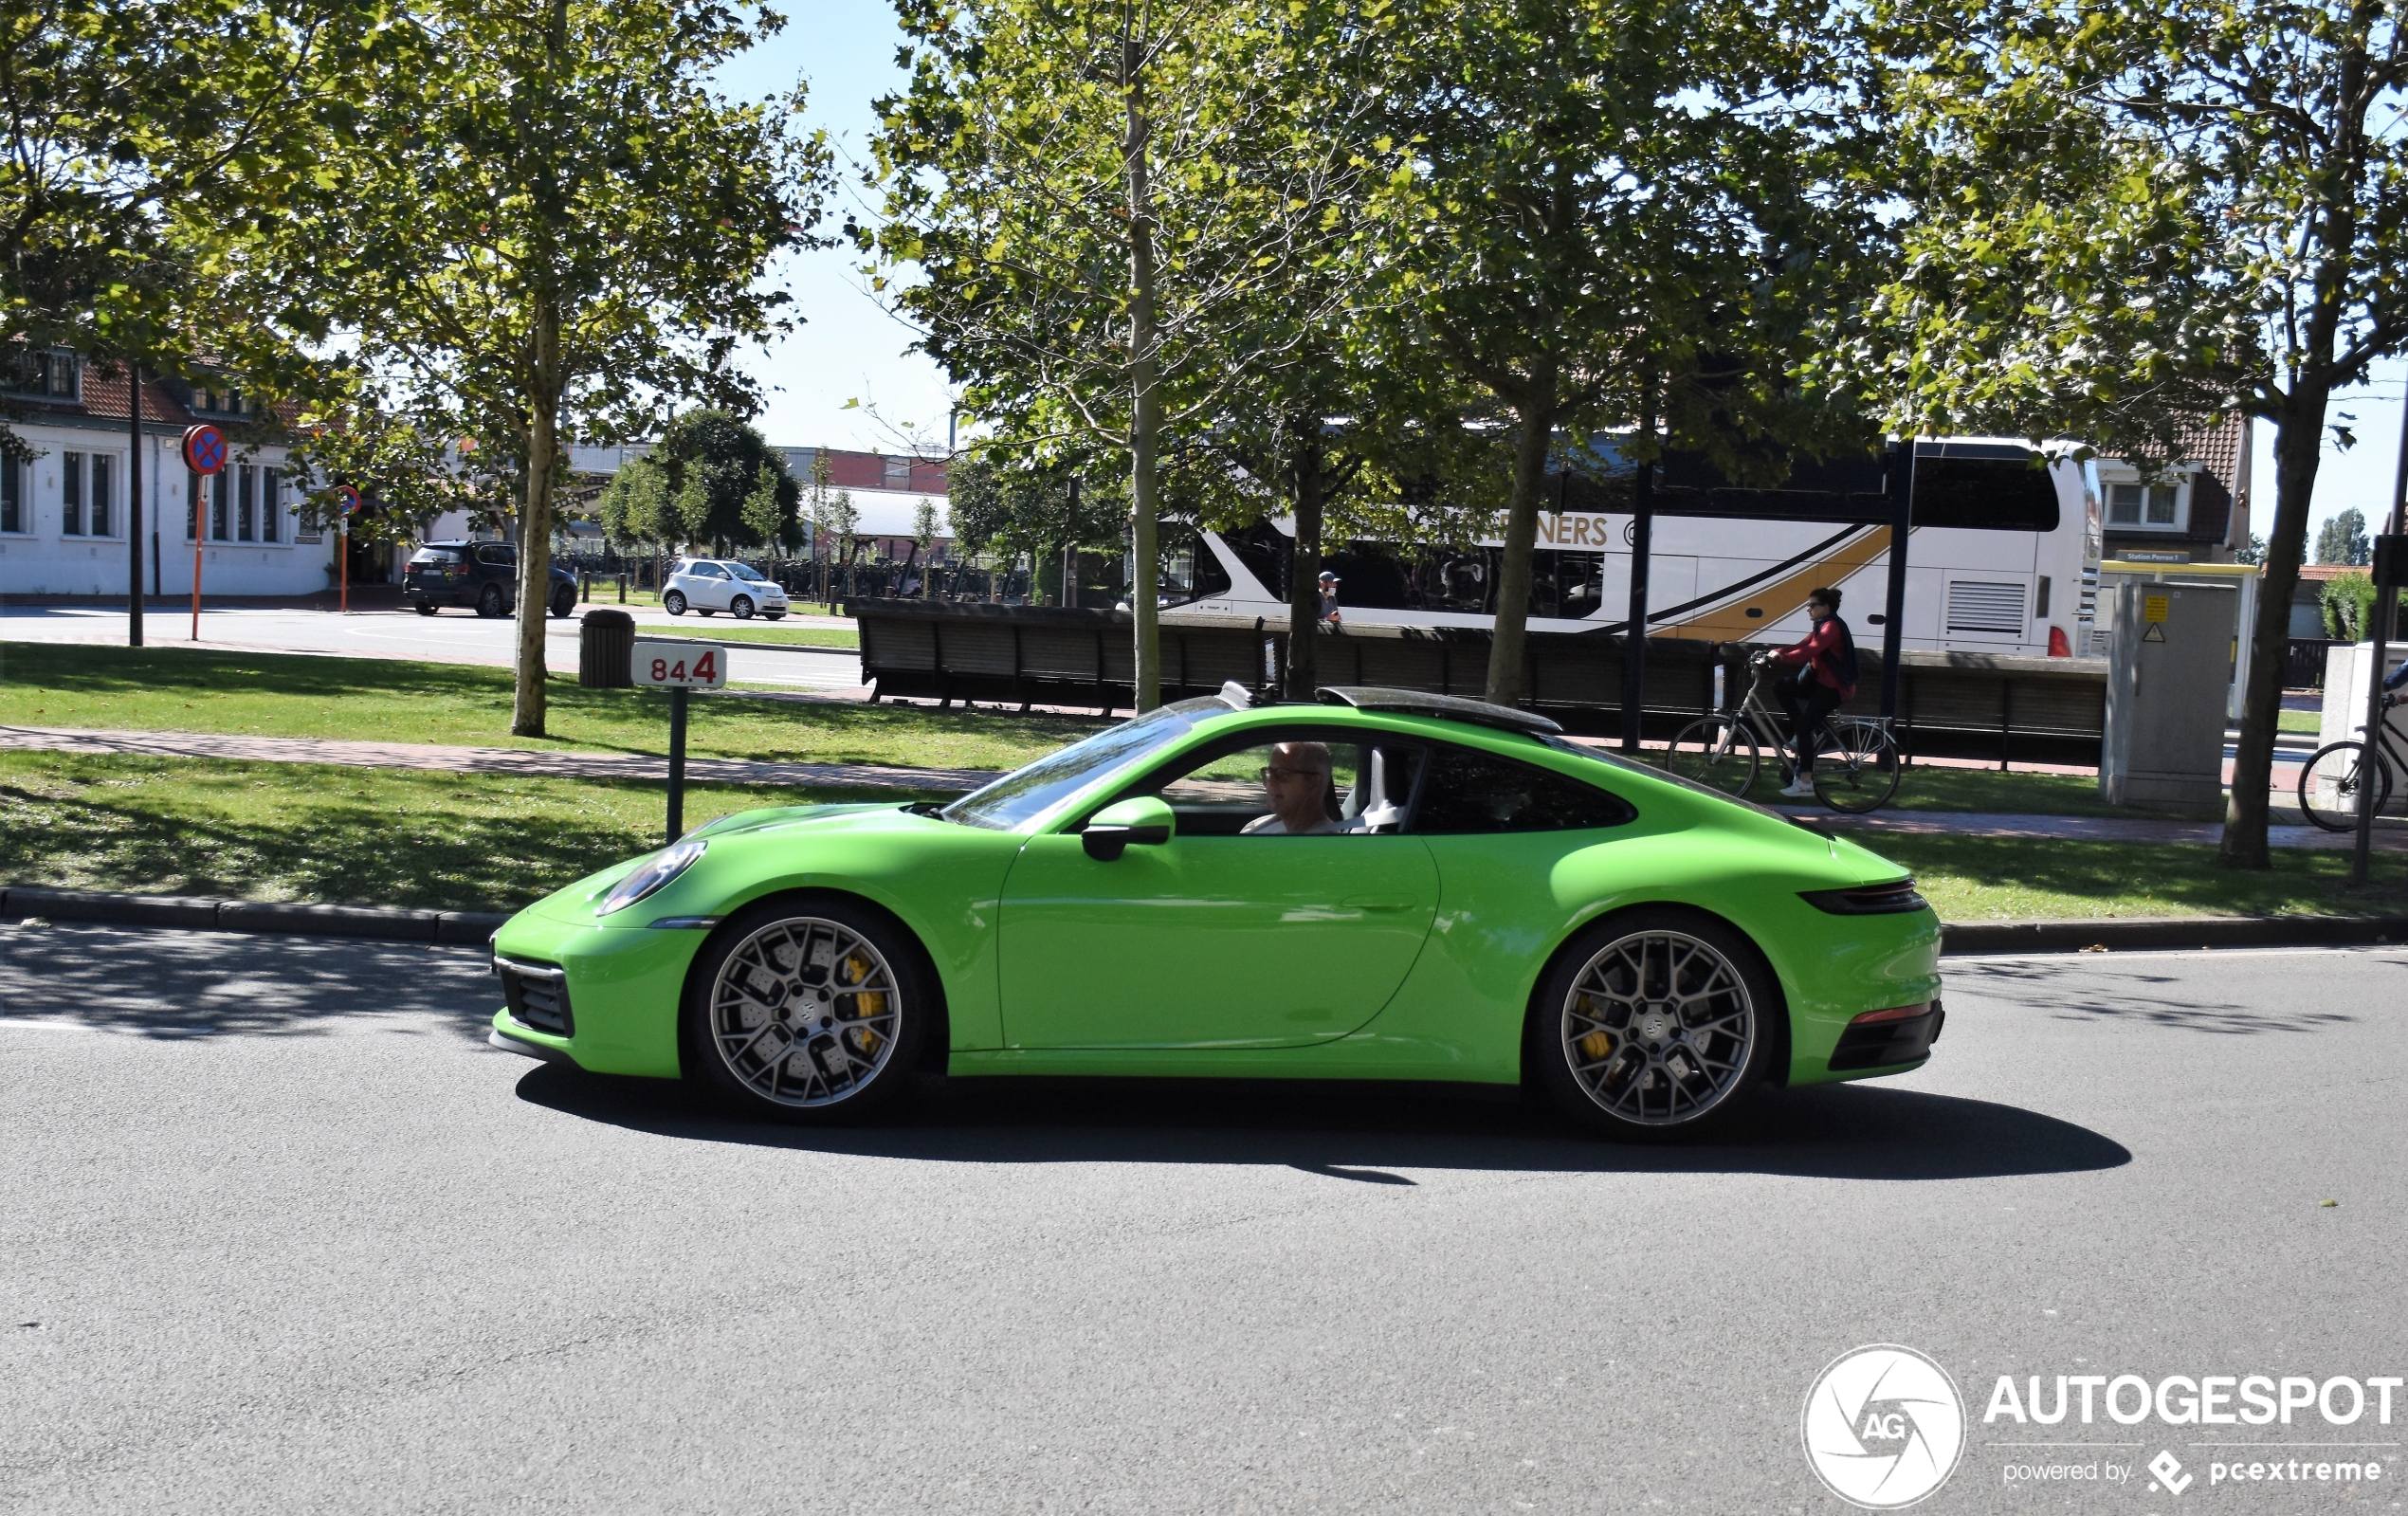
[1660, 656, 1902, 813]
[2298, 693, 2405, 831]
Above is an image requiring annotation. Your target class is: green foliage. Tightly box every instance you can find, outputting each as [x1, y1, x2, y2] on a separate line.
[2323, 572, 2377, 641]
[946, 450, 1127, 567]
[2317, 509, 2371, 567]
[2235, 533, 2267, 567]
[598, 456, 675, 547]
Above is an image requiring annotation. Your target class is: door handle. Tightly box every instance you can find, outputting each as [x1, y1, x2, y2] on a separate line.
[1343, 895, 1418, 912]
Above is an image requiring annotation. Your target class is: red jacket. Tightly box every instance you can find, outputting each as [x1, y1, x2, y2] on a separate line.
[1775, 615, 1857, 699]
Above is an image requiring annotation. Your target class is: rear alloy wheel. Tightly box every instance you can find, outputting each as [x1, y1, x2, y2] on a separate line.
[664, 591, 688, 615]
[730, 594, 755, 619]
[476, 584, 506, 618]
[1530, 909, 1777, 1139]
[685, 899, 927, 1123]
[413, 601, 439, 617]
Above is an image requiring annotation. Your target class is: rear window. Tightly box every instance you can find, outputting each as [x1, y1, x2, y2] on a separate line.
[410, 547, 461, 565]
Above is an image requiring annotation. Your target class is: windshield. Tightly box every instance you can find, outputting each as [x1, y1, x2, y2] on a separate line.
[726, 563, 768, 581]
[940, 697, 1229, 831]
[409, 548, 460, 564]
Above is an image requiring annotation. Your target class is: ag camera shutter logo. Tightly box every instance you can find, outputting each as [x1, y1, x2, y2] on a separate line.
[1802, 1344, 1967, 1508]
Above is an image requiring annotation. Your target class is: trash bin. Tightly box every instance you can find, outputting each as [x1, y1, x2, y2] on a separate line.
[579, 608, 635, 688]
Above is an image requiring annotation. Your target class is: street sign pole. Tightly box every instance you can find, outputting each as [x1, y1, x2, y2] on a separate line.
[127, 365, 144, 648]
[180, 425, 228, 642]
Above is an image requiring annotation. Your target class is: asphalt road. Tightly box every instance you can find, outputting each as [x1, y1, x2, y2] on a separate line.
[4, 926, 2403, 1515]
[0, 605, 867, 691]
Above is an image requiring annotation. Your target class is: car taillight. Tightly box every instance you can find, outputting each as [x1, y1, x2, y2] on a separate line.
[1847, 1002, 1930, 1026]
[1797, 879, 1929, 915]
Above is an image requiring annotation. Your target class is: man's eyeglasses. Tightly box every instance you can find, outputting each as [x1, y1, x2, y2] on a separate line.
[1258, 766, 1324, 783]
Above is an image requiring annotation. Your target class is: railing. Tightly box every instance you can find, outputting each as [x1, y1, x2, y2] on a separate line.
[850, 600, 2111, 764]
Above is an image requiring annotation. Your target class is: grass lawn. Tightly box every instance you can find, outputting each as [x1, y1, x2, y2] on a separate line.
[0, 752, 930, 912]
[1872, 764, 2224, 821]
[641, 622, 857, 648]
[2279, 707, 2323, 735]
[7, 749, 2398, 923]
[1873, 833, 2408, 921]
[610, 588, 847, 619]
[0, 640, 1094, 772]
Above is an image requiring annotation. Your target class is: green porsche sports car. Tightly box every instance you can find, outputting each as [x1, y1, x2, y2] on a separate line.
[487, 685, 1943, 1138]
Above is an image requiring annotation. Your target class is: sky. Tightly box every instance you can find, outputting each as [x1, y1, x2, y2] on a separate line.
[731, 2, 2395, 546]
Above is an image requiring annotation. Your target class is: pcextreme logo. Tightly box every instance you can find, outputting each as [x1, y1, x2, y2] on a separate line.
[1802, 1344, 1968, 1509]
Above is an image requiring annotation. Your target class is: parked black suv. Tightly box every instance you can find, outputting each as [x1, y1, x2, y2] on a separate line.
[404, 541, 578, 618]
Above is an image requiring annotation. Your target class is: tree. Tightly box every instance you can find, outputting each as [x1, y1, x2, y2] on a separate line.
[2317, 508, 2371, 567]
[652, 410, 798, 555]
[867, 0, 1373, 708]
[1357, 0, 1883, 705]
[2323, 569, 2378, 639]
[2235, 532, 2268, 567]
[1840, 0, 2408, 868]
[912, 497, 939, 596]
[1, 0, 371, 452]
[945, 450, 1127, 605]
[273, 0, 829, 736]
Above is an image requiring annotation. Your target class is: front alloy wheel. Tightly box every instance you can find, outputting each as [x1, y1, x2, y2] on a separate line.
[686, 900, 925, 1122]
[1532, 910, 1775, 1138]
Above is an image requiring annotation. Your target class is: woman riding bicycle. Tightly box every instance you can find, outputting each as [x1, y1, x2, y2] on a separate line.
[1762, 587, 1858, 799]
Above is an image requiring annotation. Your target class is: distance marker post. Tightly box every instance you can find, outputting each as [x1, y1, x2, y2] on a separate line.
[630, 638, 726, 844]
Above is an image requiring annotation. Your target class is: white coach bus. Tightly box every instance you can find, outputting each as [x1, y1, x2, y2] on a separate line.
[1166, 439, 2099, 658]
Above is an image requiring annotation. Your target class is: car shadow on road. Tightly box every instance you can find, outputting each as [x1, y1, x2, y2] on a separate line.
[514, 1065, 2130, 1181]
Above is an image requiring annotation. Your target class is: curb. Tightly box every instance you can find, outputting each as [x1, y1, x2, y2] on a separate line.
[1943, 914, 2408, 955]
[0, 886, 506, 945]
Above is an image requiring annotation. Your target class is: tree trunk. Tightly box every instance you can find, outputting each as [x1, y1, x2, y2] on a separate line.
[1285, 431, 1325, 702]
[1485, 382, 1557, 706]
[2221, 398, 2326, 868]
[511, 295, 561, 738]
[1122, 34, 1161, 712]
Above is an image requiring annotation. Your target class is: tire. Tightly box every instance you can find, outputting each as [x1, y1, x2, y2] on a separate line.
[476, 584, 505, 618]
[683, 896, 929, 1123]
[1663, 716, 1761, 797]
[664, 591, 687, 616]
[1528, 908, 1779, 1140]
[730, 594, 755, 620]
[550, 584, 576, 619]
[698, 609, 716, 617]
[1813, 720, 1901, 813]
[2300, 740, 2391, 831]
[413, 601, 439, 617]
[763, 612, 785, 621]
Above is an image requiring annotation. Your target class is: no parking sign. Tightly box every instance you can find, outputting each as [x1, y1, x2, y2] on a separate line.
[181, 425, 227, 476]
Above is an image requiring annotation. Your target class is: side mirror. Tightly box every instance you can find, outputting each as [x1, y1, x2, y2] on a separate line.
[1081, 795, 1175, 861]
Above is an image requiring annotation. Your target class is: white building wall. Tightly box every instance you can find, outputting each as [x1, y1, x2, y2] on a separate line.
[0, 416, 331, 597]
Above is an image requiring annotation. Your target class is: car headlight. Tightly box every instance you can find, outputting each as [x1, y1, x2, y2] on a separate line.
[596, 838, 706, 917]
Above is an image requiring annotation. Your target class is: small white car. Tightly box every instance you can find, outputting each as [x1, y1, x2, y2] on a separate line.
[662, 559, 791, 620]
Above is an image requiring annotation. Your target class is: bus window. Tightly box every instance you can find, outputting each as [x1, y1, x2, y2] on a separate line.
[1323, 541, 1417, 610]
[1911, 456, 2061, 532]
[1222, 521, 1291, 598]
[1421, 549, 1491, 613]
[1557, 552, 1605, 618]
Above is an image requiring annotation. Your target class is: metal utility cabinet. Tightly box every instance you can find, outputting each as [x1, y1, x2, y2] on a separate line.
[2100, 580, 2236, 811]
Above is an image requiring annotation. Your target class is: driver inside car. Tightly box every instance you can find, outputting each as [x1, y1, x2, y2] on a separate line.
[1240, 741, 1345, 835]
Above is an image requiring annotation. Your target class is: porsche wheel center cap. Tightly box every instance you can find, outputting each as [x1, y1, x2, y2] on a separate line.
[1638, 1008, 1672, 1043]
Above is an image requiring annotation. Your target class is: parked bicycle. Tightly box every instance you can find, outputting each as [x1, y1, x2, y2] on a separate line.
[1661, 655, 1902, 813]
[2298, 693, 2405, 831]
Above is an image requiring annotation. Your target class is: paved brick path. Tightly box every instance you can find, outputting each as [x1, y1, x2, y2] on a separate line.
[6, 722, 2401, 847]
[0, 724, 997, 794]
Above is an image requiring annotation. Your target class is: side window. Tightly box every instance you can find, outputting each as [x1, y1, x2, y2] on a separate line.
[699, 563, 729, 579]
[1410, 744, 1636, 834]
[476, 543, 514, 568]
[1116, 732, 1431, 838]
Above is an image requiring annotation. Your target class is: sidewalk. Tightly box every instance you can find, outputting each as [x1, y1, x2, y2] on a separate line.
[0, 724, 997, 793]
[1770, 806, 2408, 852]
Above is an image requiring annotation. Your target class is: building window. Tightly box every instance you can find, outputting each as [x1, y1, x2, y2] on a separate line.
[2, 347, 77, 400]
[90, 453, 111, 536]
[63, 452, 83, 535]
[0, 459, 18, 532]
[2107, 481, 2184, 529]
[211, 470, 230, 540]
[237, 465, 255, 541]
[262, 466, 281, 543]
